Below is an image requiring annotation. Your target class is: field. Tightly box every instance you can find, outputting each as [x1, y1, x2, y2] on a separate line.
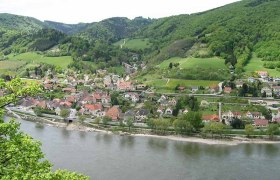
[114, 38, 152, 50]
[140, 74, 219, 93]
[244, 54, 279, 77]
[0, 60, 26, 70]
[7, 52, 73, 69]
[158, 57, 227, 70]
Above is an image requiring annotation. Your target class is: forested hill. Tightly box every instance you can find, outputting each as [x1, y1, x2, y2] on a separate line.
[0, 13, 45, 32]
[137, 0, 280, 71]
[77, 17, 154, 43]
[0, 0, 280, 72]
[43, 21, 90, 35]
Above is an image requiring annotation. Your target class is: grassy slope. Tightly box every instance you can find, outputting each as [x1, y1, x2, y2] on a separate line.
[244, 54, 279, 77]
[158, 57, 227, 70]
[114, 38, 151, 50]
[7, 52, 73, 68]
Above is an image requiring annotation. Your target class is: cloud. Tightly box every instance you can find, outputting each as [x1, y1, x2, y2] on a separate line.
[0, 0, 239, 23]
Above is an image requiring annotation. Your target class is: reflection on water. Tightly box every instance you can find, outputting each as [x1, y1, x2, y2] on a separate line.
[35, 123, 44, 129]
[147, 138, 169, 152]
[119, 136, 135, 149]
[62, 128, 71, 138]
[4, 117, 280, 180]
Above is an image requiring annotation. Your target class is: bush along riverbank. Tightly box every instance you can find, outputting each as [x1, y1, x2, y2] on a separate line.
[5, 110, 280, 145]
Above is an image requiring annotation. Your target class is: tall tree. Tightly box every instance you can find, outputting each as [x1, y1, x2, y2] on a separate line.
[0, 78, 88, 179]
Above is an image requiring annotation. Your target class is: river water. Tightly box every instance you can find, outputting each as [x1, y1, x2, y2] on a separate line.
[5, 117, 280, 180]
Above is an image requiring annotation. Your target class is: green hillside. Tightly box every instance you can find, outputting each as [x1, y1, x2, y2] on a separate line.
[78, 17, 154, 43]
[137, 0, 280, 71]
[0, 13, 45, 32]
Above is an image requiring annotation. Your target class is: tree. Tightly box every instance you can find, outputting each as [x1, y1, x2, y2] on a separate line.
[184, 111, 202, 131]
[245, 124, 255, 137]
[202, 122, 227, 138]
[169, 62, 173, 69]
[102, 116, 111, 125]
[78, 115, 86, 123]
[266, 124, 279, 140]
[173, 118, 193, 135]
[0, 78, 88, 179]
[60, 109, 70, 120]
[126, 117, 134, 131]
[34, 107, 42, 117]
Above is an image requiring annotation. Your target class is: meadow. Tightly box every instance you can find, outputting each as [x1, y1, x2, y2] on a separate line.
[114, 38, 152, 50]
[7, 52, 73, 69]
[244, 54, 279, 77]
[158, 57, 227, 70]
[141, 76, 219, 93]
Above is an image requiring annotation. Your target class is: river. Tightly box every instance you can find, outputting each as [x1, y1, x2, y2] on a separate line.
[5, 117, 280, 180]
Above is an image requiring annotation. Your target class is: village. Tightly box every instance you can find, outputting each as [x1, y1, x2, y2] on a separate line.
[3, 60, 279, 134]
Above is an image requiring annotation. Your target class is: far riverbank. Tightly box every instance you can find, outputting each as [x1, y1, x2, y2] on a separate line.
[5, 110, 280, 146]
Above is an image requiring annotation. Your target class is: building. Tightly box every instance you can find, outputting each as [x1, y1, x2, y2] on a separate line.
[254, 119, 268, 128]
[106, 106, 122, 121]
[202, 114, 220, 123]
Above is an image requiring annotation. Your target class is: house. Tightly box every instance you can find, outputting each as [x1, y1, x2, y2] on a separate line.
[84, 104, 103, 116]
[117, 80, 134, 91]
[256, 71, 268, 78]
[106, 106, 122, 121]
[157, 95, 167, 103]
[135, 109, 150, 122]
[62, 87, 76, 93]
[123, 110, 135, 122]
[272, 86, 280, 95]
[54, 106, 61, 115]
[224, 87, 232, 94]
[261, 86, 273, 97]
[81, 96, 96, 104]
[232, 112, 242, 119]
[177, 86, 186, 92]
[136, 84, 147, 90]
[165, 107, 173, 116]
[246, 111, 261, 119]
[248, 77, 256, 83]
[157, 107, 165, 116]
[222, 111, 241, 124]
[19, 98, 37, 110]
[69, 109, 77, 119]
[209, 85, 219, 94]
[273, 78, 280, 83]
[235, 81, 244, 88]
[254, 119, 268, 128]
[124, 92, 139, 103]
[191, 86, 199, 93]
[60, 101, 72, 108]
[44, 84, 53, 91]
[168, 98, 177, 106]
[202, 114, 220, 123]
[37, 101, 47, 109]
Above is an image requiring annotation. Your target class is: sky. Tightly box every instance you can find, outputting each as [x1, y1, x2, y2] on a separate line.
[0, 0, 240, 24]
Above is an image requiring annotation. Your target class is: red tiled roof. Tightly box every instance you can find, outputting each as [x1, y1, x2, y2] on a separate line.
[254, 119, 268, 126]
[84, 104, 102, 111]
[106, 106, 121, 121]
[202, 114, 220, 121]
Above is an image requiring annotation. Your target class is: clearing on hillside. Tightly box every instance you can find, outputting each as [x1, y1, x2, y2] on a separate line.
[114, 38, 152, 50]
[7, 52, 73, 69]
[244, 54, 279, 77]
[158, 57, 227, 70]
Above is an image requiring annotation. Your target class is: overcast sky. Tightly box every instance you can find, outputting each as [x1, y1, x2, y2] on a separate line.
[0, 0, 239, 24]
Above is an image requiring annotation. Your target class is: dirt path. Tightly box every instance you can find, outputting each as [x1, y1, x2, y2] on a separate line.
[120, 39, 126, 49]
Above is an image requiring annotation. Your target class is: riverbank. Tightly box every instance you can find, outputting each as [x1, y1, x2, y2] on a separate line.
[5, 112, 280, 146]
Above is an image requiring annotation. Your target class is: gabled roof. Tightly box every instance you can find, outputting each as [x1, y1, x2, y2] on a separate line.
[254, 119, 268, 126]
[202, 114, 219, 121]
[84, 104, 102, 111]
